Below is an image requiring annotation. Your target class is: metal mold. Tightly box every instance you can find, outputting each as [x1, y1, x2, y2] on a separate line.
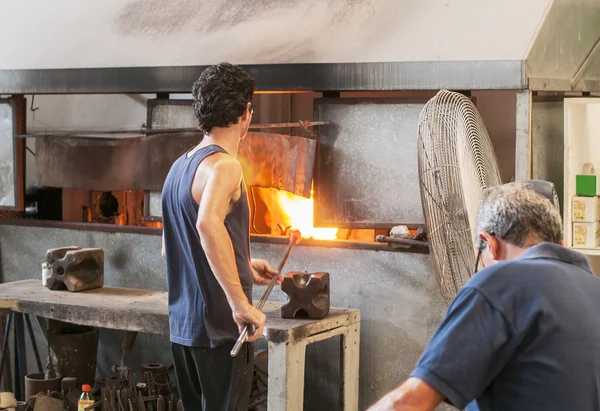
[281, 272, 330, 320]
[48, 321, 99, 387]
[45, 247, 104, 292]
[24, 372, 62, 401]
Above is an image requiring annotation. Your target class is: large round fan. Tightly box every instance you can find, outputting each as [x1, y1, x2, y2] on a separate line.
[417, 90, 502, 306]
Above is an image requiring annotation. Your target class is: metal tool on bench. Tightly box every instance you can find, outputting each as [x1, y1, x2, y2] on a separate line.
[231, 230, 302, 357]
[281, 272, 330, 319]
[45, 246, 104, 292]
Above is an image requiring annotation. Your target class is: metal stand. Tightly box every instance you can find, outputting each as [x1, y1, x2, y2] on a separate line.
[0, 313, 43, 400]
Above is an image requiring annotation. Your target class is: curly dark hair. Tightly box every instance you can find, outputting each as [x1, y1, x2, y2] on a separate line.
[192, 62, 256, 134]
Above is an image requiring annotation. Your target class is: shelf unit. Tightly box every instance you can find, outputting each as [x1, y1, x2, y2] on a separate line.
[564, 98, 600, 256]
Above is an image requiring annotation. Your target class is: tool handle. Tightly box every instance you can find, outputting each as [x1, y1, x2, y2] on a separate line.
[230, 327, 249, 357]
[230, 231, 301, 357]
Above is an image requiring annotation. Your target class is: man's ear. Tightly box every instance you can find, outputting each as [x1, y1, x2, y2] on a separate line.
[479, 231, 501, 260]
[241, 102, 252, 121]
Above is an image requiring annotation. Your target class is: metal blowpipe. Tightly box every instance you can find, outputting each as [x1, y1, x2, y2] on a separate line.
[231, 230, 302, 357]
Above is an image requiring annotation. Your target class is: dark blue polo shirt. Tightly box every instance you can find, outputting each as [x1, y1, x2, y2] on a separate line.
[411, 242, 600, 411]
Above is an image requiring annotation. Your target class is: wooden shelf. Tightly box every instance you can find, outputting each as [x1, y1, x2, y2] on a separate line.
[568, 247, 600, 257]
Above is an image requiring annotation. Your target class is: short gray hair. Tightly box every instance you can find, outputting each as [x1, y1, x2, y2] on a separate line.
[475, 182, 563, 247]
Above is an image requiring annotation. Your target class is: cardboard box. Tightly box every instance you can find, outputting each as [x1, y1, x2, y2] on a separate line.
[573, 222, 600, 248]
[572, 196, 600, 222]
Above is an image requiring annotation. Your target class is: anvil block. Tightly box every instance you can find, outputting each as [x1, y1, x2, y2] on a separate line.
[281, 272, 330, 320]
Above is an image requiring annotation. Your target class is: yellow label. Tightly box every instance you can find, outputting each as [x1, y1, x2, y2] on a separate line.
[575, 225, 588, 245]
[573, 200, 586, 220]
[78, 401, 94, 411]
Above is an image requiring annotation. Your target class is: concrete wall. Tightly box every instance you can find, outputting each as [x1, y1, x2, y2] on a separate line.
[0, 224, 449, 410]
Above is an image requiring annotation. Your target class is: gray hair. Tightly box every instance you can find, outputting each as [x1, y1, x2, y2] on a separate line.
[475, 182, 563, 247]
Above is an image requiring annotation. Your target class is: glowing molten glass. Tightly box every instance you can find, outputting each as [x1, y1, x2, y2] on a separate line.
[278, 190, 338, 240]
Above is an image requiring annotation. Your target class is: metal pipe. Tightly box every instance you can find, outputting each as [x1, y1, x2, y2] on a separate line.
[375, 235, 429, 248]
[231, 230, 302, 357]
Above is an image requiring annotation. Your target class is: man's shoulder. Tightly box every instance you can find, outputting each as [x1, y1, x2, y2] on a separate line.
[202, 152, 242, 174]
[462, 259, 545, 303]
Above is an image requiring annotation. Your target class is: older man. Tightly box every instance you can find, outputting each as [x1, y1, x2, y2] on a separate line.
[369, 182, 600, 411]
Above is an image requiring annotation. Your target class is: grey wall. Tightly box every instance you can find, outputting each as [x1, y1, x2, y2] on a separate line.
[0, 224, 450, 410]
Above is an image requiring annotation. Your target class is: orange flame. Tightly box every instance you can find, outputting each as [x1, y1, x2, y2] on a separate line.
[278, 190, 338, 240]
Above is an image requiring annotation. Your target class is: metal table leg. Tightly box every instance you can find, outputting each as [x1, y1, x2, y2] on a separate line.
[13, 313, 27, 401]
[267, 341, 306, 411]
[0, 313, 12, 390]
[340, 325, 360, 411]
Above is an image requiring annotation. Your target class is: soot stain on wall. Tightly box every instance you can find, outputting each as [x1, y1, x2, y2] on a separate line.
[114, 0, 401, 63]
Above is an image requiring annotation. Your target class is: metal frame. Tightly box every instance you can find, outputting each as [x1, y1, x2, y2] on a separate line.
[313, 97, 430, 229]
[146, 98, 189, 131]
[0, 98, 20, 211]
[0, 61, 526, 94]
[142, 191, 162, 223]
[515, 90, 532, 181]
[0, 218, 428, 254]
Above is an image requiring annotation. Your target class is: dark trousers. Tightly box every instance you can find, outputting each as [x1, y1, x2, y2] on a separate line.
[171, 341, 254, 411]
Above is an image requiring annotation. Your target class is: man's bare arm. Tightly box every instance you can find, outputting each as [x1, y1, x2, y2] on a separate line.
[195, 158, 265, 341]
[367, 378, 444, 411]
[161, 231, 166, 259]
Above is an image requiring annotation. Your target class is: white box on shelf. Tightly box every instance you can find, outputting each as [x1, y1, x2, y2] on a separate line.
[572, 196, 600, 222]
[572, 222, 600, 248]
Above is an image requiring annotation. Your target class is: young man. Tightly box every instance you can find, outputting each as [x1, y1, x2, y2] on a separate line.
[369, 182, 600, 411]
[161, 62, 280, 411]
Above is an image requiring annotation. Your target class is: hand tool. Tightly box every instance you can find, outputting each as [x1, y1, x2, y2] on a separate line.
[157, 395, 166, 411]
[231, 230, 302, 357]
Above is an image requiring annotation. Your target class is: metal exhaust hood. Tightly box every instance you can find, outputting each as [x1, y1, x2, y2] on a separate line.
[0, 0, 598, 93]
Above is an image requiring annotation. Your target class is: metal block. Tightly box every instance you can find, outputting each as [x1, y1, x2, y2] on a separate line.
[48, 321, 99, 387]
[45, 247, 104, 292]
[281, 272, 330, 320]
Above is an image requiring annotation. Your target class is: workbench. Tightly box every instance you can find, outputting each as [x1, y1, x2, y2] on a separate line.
[0, 280, 361, 411]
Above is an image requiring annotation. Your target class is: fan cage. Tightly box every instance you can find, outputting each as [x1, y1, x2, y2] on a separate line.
[417, 90, 502, 306]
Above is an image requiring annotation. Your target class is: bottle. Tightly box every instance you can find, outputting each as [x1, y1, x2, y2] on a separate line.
[78, 384, 94, 410]
[41, 262, 51, 287]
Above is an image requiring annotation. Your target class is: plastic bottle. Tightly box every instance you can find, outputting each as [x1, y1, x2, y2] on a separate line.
[41, 262, 51, 287]
[78, 384, 94, 411]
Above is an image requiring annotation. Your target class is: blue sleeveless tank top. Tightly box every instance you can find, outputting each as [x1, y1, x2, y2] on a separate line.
[161, 144, 253, 347]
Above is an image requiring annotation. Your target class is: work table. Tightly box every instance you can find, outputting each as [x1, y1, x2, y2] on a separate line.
[0, 280, 360, 411]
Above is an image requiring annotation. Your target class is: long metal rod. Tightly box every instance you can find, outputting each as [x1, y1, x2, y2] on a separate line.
[25, 314, 43, 373]
[375, 235, 429, 248]
[15, 121, 331, 139]
[231, 230, 301, 357]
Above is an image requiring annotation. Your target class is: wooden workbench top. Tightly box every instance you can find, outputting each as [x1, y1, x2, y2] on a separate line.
[0, 280, 359, 344]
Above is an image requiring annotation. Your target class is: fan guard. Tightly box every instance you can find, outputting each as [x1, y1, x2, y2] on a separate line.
[418, 90, 502, 306]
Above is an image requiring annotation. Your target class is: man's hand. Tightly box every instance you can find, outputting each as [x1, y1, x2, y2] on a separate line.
[251, 258, 281, 285]
[367, 378, 444, 411]
[231, 301, 266, 343]
[367, 396, 397, 411]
